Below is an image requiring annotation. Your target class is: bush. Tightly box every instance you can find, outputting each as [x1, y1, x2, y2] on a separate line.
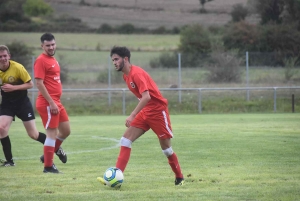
[6, 41, 33, 70]
[149, 25, 212, 68]
[258, 23, 300, 60]
[223, 21, 259, 53]
[179, 24, 211, 54]
[151, 26, 167, 34]
[97, 69, 123, 84]
[97, 23, 114, 33]
[178, 24, 212, 67]
[115, 23, 136, 34]
[205, 52, 242, 83]
[283, 57, 299, 81]
[231, 4, 248, 22]
[149, 52, 178, 68]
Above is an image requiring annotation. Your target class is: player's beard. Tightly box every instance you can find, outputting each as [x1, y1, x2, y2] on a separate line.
[47, 49, 56, 56]
[117, 59, 125, 71]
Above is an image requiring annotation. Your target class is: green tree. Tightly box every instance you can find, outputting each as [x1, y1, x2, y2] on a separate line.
[6, 41, 33, 70]
[281, 0, 300, 28]
[250, 0, 285, 24]
[179, 25, 211, 54]
[23, 0, 53, 17]
[0, 0, 30, 23]
[179, 24, 211, 67]
[223, 21, 259, 53]
[149, 25, 212, 68]
[258, 23, 300, 65]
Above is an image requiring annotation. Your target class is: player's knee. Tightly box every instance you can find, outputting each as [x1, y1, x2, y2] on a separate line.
[60, 129, 71, 138]
[120, 137, 132, 148]
[162, 147, 174, 157]
[0, 126, 8, 136]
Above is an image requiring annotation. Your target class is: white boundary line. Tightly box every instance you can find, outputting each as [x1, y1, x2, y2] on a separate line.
[13, 136, 120, 161]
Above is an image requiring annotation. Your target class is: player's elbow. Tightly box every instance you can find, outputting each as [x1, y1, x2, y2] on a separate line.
[144, 93, 151, 102]
[35, 79, 43, 88]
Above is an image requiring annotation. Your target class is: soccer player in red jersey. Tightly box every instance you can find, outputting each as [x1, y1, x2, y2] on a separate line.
[98, 46, 184, 185]
[34, 33, 71, 173]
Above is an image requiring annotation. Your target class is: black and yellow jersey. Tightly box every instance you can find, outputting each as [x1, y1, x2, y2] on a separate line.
[0, 60, 31, 101]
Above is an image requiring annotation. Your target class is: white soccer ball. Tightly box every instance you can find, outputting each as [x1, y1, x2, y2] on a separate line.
[103, 167, 124, 188]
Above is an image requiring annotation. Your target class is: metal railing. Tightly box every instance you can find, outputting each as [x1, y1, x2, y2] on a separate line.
[29, 86, 299, 115]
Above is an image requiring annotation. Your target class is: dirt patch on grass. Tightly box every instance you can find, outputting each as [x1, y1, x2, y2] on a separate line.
[45, 0, 259, 29]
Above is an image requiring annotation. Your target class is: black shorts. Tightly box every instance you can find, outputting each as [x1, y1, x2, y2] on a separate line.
[0, 96, 35, 121]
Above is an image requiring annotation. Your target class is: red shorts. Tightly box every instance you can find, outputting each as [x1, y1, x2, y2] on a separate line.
[36, 102, 69, 129]
[131, 107, 173, 139]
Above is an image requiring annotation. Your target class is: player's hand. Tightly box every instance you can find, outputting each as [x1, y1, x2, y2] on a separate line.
[1, 83, 14, 92]
[125, 115, 134, 127]
[49, 102, 59, 114]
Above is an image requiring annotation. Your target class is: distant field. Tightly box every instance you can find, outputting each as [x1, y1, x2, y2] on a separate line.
[1, 32, 299, 88]
[0, 114, 299, 201]
[0, 32, 180, 51]
[46, 0, 259, 29]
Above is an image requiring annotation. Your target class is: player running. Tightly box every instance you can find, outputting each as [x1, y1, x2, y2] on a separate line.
[97, 46, 184, 186]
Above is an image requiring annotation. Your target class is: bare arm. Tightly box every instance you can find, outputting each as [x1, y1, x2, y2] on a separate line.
[125, 90, 151, 127]
[35, 78, 59, 114]
[1, 80, 33, 92]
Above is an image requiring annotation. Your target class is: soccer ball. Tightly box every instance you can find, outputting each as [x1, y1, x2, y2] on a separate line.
[103, 167, 124, 188]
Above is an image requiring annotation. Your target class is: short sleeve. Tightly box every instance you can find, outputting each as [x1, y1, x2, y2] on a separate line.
[34, 57, 45, 79]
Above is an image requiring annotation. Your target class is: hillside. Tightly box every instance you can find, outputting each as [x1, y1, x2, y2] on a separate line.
[45, 0, 260, 29]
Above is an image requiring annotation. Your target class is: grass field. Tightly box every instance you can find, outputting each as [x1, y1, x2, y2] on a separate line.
[1, 32, 299, 114]
[0, 33, 180, 51]
[0, 114, 299, 201]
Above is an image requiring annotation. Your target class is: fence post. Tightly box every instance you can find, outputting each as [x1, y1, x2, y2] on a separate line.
[273, 87, 277, 112]
[122, 89, 126, 115]
[198, 89, 202, 114]
[292, 94, 295, 113]
[246, 51, 249, 101]
[178, 53, 182, 103]
[108, 56, 111, 106]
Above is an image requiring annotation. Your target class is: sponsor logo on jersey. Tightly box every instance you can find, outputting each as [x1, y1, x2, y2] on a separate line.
[8, 76, 15, 83]
[130, 82, 135, 88]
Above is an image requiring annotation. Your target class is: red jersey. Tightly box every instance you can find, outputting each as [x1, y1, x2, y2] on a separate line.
[123, 65, 168, 111]
[34, 54, 62, 105]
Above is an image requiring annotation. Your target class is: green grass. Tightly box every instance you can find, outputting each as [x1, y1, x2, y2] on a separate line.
[0, 32, 180, 51]
[1, 32, 299, 87]
[2, 32, 299, 114]
[0, 114, 300, 201]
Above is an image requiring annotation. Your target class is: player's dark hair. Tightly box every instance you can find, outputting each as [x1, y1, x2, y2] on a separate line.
[110, 46, 131, 62]
[40, 33, 55, 43]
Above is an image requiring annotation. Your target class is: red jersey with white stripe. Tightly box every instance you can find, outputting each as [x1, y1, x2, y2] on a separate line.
[123, 65, 168, 112]
[34, 54, 62, 105]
